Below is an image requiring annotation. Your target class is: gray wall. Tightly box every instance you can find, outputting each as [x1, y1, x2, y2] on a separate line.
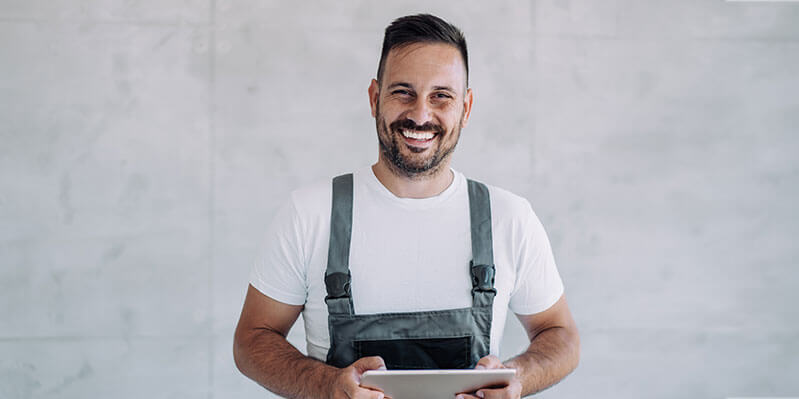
[1, 1, 798, 398]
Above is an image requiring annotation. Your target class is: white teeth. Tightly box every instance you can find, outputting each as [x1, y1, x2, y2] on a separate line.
[400, 129, 435, 140]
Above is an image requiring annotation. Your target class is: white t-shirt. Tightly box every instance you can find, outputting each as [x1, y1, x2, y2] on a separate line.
[250, 166, 564, 362]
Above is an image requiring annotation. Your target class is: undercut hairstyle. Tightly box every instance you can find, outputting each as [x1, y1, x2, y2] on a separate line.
[377, 14, 469, 87]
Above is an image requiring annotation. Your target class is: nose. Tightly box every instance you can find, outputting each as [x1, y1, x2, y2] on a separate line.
[405, 97, 433, 126]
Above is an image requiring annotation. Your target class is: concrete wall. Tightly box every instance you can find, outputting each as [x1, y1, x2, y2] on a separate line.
[1, 1, 798, 398]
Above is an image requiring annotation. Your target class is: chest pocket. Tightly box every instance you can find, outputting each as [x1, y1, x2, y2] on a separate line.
[355, 336, 472, 369]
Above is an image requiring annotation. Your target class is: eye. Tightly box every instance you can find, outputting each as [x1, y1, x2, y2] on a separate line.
[392, 89, 411, 96]
[434, 92, 453, 99]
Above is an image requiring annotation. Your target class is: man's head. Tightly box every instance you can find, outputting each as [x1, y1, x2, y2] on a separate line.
[369, 14, 474, 179]
[376, 14, 469, 88]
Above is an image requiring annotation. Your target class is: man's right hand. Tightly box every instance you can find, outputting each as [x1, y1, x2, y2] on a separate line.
[235, 286, 389, 399]
[331, 356, 388, 399]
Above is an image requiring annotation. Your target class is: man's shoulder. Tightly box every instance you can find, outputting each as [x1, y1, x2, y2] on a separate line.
[463, 176, 534, 219]
[284, 175, 334, 218]
[464, 179, 550, 248]
[284, 169, 368, 215]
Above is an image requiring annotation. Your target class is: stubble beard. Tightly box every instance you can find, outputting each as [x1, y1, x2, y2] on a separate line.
[375, 105, 463, 180]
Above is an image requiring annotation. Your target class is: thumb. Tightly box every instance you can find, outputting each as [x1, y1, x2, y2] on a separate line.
[353, 356, 387, 374]
[475, 355, 503, 370]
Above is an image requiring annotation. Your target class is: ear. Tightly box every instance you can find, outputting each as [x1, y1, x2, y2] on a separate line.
[460, 87, 474, 128]
[368, 79, 380, 118]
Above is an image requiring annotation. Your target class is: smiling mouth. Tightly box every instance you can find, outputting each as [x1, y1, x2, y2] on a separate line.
[398, 129, 438, 147]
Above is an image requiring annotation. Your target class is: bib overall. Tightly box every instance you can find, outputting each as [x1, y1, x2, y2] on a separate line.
[324, 173, 496, 370]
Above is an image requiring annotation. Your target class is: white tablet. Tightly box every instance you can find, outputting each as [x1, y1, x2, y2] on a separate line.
[360, 369, 516, 399]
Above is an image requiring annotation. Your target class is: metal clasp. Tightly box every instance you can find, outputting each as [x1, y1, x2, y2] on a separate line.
[324, 271, 352, 299]
[470, 263, 496, 292]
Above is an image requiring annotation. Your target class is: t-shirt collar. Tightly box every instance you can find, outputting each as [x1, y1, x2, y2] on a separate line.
[358, 165, 464, 209]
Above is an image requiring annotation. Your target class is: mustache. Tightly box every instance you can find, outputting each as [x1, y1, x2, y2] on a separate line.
[389, 119, 443, 134]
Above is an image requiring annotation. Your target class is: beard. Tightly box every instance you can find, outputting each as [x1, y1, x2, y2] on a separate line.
[375, 105, 463, 179]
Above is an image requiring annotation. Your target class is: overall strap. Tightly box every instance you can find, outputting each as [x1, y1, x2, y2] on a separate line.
[324, 174, 355, 315]
[467, 179, 497, 308]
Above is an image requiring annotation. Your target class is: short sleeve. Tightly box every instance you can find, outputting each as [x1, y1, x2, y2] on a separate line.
[249, 196, 308, 306]
[508, 202, 564, 315]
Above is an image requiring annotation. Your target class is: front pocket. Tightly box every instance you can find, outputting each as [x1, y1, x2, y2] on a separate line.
[354, 336, 472, 369]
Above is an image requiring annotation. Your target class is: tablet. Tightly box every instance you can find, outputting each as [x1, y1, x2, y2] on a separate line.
[360, 369, 516, 399]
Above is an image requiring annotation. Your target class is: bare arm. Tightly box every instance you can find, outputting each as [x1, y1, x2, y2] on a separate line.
[233, 284, 387, 399]
[505, 294, 580, 395]
[464, 294, 580, 399]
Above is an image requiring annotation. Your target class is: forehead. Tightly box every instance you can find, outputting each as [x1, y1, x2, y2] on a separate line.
[382, 42, 467, 91]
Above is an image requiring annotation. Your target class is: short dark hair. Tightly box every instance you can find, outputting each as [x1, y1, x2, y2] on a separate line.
[377, 14, 469, 87]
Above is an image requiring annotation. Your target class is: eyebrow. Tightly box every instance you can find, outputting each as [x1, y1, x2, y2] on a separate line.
[432, 85, 456, 94]
[387, 82, 457, 94]
[387, 82, 413, 90]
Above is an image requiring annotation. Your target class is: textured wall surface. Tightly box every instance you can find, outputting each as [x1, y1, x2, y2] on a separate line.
[1, 1, 798, 398]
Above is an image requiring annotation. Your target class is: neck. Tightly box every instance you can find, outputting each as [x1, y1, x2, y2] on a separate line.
[371, 157, 454, 199]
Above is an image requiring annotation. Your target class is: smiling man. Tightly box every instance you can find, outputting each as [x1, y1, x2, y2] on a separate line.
[372, 41, 466, 183]
[233, 14, 579, 399]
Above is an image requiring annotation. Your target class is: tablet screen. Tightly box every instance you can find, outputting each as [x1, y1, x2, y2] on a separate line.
[360, 369, 516, 399]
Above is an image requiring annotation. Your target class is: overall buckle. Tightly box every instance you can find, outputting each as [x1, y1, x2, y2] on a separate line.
[470, 262, 496, 292]
[324, 271, 352, 299]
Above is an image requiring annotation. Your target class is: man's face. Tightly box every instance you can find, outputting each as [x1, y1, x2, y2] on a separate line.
[369, 42, 473, 178]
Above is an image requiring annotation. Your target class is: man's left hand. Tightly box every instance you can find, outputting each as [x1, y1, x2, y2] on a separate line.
[455, 355, 522, 399]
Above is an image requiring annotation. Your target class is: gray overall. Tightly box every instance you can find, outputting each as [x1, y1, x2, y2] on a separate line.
[324, 173, 496, 369]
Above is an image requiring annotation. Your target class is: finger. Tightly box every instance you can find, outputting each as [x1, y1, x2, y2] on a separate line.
[476, 384, 520, 399]
[475, 388, 495, 399]
[352, 389, 385, 399]
[354, 356, 387, 374]
[475, 355, 503, 370]
[455, 394, 481, 399]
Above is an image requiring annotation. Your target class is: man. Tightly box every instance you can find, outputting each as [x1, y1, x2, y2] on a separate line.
[234, 14, 579, 399]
